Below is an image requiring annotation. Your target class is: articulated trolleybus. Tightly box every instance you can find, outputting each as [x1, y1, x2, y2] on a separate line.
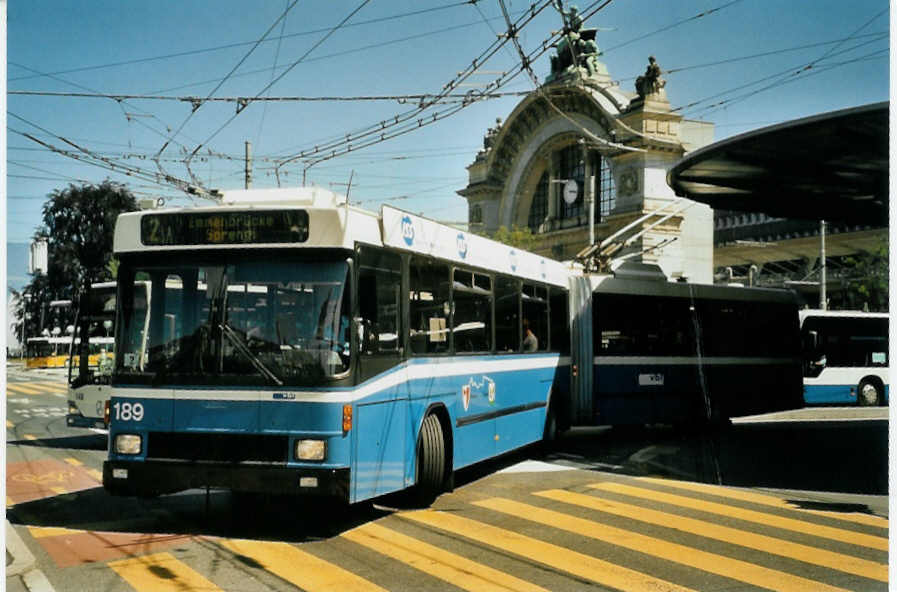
[104, 188, 571, 504]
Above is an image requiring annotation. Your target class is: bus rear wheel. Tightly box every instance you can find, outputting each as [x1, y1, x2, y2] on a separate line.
[414, 413, 446, 506]
[858, 379, 881, 406]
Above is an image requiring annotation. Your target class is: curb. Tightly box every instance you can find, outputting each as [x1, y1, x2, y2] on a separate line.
[6, 521, 35, 577]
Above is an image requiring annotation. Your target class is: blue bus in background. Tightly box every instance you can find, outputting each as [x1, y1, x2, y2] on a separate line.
[801, 309, 889, 406]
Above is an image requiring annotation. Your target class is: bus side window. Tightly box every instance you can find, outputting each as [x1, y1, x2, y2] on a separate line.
[357, 247, 402, 356]
[409, 257, 450, 355]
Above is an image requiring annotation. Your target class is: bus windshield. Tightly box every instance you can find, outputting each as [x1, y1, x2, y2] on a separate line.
[115, 254, 351, 387]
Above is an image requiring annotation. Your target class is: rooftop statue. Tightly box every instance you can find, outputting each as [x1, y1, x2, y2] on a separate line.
[547, 5, 604, 82]
[635, 56, 666, 99]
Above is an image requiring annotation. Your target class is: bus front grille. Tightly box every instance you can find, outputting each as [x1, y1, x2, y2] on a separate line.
[146, 432, 289, 463]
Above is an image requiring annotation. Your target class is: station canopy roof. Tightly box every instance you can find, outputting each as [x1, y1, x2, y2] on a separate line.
[667, 102, 888, 226]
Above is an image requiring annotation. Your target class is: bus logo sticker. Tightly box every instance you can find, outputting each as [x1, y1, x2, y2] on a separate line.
[639, 373, 664, 386]
[509, 250, 518, 272]
[457, 232, 468, 259]
[401, 215, 415, 246]
[463, 375, 496, 407]
[273, 393, 296, 400]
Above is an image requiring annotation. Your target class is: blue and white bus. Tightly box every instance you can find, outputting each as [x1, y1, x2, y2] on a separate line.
[103, 188, 571, 504]
[800, 309, 889, 406]
[103, 187, 804, 504]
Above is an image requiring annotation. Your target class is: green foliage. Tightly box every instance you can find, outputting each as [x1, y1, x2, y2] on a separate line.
[17, 181, 137, 338]
[842, 241, 888, 312]
[490, 224, 537, 251]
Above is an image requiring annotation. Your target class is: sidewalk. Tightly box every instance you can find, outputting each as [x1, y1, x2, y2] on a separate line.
[7, 520, 55, 591]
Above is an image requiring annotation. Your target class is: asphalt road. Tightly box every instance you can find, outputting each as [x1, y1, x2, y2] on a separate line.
[6, 362, 889, 592]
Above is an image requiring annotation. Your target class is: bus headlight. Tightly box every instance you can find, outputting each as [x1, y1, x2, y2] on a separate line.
[295, 439, 326, 461]
[114, 434, 142, 455]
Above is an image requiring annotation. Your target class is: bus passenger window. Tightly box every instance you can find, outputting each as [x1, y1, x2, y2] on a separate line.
[451, 269, 492, 353]
[409, 258, 449, 355]
[358, 248, 402, 355]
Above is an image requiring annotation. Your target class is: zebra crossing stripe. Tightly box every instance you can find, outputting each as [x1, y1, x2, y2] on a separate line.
[109, 552, 222, 592]
[636, 476, 889, 529]
[220, 538, 388, 592]
[535, 489, 887, 582]
[401, 509, 697, 592]
[343, 521, 550, 592]
[476, 497, 851, 592]
[589, 482, 888, 551]
[7, 384, 46, 395]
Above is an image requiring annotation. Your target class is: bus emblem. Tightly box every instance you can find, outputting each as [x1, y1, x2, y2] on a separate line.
[457, 232, 468, 259]
[401, 215, 415, 246]
[273, 393, 296, 400]
[462, 385, 471, 411]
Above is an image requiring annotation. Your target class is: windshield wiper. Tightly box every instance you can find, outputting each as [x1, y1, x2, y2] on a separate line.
[219, 323, 284, 386]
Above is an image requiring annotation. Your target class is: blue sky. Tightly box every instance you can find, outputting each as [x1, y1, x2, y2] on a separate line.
[6, 0, 890, 291]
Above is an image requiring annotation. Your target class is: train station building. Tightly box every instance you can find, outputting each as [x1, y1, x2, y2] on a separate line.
[457, 17, 887, 302]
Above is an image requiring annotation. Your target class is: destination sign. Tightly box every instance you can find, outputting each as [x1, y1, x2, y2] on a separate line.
[141, 210, 309, 246]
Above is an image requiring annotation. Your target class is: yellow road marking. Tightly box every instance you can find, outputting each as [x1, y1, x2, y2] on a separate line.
[536, 489, 887, 582]
[23, 435, 37, 441]
[87, 469, 103, 481]
[343, 521, 549, 592]
[590, 482, 888, 551]
[401, 509, 697, 592]
[50, 486, 67, 495]
[109, 552, 222, 592]
[64, 458, 83, 467]
[6, 420, 14, 428]
[637, 477, 889, 529]
[29, 526, 83, 538]
[26, 383, 67, 394]
[221, 538, 388, 592]
[7, 497, 14, 508]
[477, 497, 851, 592]
[7, 384, 45, 395]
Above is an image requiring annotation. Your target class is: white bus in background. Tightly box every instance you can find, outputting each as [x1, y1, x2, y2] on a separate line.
[800, 309, 889, 406]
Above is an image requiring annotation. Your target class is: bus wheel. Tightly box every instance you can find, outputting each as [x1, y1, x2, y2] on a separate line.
[858, 379, 881, 406]
[414, 414, 446, 506]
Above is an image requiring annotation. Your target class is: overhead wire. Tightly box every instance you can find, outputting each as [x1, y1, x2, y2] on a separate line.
[8, 1, 474, 84]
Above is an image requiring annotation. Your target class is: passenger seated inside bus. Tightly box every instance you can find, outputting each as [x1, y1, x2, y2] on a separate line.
[523, 319, 538, 352]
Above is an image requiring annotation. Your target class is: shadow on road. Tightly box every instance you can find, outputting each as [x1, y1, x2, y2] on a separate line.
[545, 419, 888, 496]
[7, 486, 391, 542]
[8, 434, 107, 451]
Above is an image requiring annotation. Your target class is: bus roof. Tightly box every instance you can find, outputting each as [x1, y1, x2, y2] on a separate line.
[114, 188, 573, 288]
[799, 309, 889, 321]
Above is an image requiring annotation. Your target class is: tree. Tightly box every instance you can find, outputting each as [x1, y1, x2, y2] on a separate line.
[17, 181, 137, 338]
[841, 241, 888, 312]
[490, 224, 538, 251]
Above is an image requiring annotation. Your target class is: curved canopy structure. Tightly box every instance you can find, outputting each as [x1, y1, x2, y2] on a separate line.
[667, 102, 888, 225]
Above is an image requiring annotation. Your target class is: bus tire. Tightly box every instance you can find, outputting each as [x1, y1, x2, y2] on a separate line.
[414, 413, 446, 506]
[857, 379, 881, 406]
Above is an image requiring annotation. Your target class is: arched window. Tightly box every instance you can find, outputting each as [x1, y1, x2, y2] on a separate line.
[528, 172, 549, 231]
[469, 204, 483, 225]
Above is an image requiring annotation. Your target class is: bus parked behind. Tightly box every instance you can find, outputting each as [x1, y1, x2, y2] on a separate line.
[800, 309, 888, 406]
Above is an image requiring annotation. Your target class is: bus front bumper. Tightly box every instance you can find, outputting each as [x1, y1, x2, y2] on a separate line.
[103, 460, 350, 501]
[66, 413, 106, 429]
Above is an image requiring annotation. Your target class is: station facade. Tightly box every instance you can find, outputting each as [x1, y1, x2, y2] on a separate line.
[458, 20, 715, 283]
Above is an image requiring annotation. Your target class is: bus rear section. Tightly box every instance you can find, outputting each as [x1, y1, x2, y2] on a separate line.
[585, 265, 804, 426]
[800, 310, 888, 406]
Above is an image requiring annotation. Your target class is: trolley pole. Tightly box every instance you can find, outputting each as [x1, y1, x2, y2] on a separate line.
[244, 141, 252, 189]
[819, 219, 826, 310]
